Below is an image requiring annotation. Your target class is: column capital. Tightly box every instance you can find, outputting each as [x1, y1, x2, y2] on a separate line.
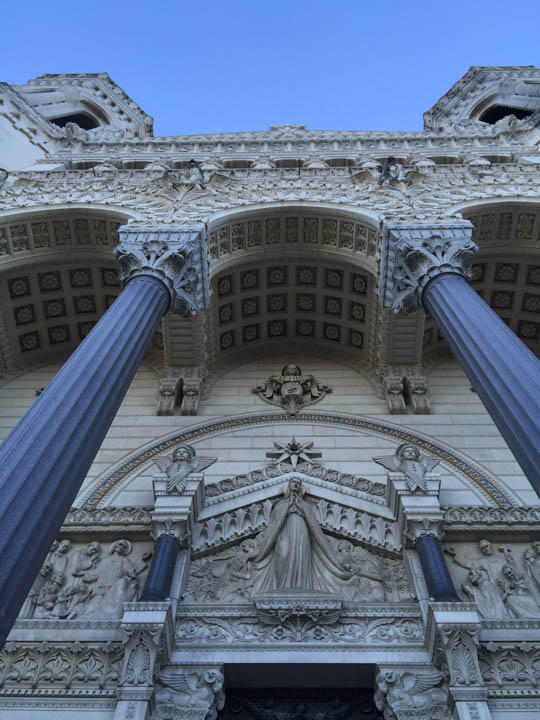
[379, 222, 477, 314]
[114, 224, 209, 316]
[405, 517, 445, 545]
[150, 517, 190, 546]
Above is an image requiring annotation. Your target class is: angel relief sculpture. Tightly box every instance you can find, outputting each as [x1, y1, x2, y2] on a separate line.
[252, 364, 332, 416]
[373, 444, 440, 493]
[152, 445, 216, 494]
[375, 668, 450, 719]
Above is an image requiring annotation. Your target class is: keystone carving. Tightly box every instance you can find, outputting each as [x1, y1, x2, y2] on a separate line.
[380, 224, 478, 314]
[114, 226, 209, 316]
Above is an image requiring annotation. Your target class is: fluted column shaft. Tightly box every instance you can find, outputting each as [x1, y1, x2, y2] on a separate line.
[423, 273, 540, 493]
[140, 535, 179, 601]
[0, 276, 170, 646]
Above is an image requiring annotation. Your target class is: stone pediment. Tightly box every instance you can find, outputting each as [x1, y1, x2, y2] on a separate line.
[195, 468, 398, 556]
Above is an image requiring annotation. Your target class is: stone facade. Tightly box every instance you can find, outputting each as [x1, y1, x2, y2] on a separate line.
[0, 66, 539, 719]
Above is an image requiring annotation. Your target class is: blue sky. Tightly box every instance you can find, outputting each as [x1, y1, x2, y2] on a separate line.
[2, 1, 538, 135]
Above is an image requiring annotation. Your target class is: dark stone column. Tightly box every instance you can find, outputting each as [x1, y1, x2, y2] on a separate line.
[140, 535, 179, 601]
[0, 276, 169, 645]
[380, 222, 540, 498]
[423, 272, 540, 494]
[0, 225, 208, 647]
[416, 535, 461, 602]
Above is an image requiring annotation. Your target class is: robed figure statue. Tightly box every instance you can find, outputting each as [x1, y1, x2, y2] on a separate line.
[254, 477, 350, 593]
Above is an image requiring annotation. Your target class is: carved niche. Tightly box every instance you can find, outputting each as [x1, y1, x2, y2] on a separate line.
[18, 538, 152, 620]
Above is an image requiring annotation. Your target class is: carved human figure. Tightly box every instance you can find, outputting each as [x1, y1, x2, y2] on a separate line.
[497, 565, 540, 618]
[523, 542, 540, 598]
[19, 561, 53, 618]
[153, 445, 216, 494]
[461, 568, 509, 618]
[83, 539, 150, 618]
[373, 444, 440, 492]
[446, 540, 509, 615]
[218, 539, 259, 602]
[50, 539, 73, 575]
[253, 364, 331, 416]
[34, 572, 70, 619]
[66, 541, 103, 618]
[336, 540, 385, 601]
[254, 477, 350, 593]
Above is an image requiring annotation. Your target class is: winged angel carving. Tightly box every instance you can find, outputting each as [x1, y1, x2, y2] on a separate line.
[152, 445, 216, 493]
[375, 668, 450, 719]
[373, 444, 440, 493]
[155, 666, 225, 720]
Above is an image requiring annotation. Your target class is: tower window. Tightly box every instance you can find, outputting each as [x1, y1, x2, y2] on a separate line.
[50, 113, 99, 130]
[479, 105, 533, 124]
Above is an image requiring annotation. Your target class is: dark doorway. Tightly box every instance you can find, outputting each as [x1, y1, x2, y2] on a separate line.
[217, 688, 383, 719]
[218, 664, 383, 719]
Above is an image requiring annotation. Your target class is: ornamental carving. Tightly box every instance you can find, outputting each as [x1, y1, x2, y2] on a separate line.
[186, 478, 409, 604]
[479, 643, 540, 690]
[204, 459, 385, 500]
[154, 665, 225, 720]
[0, 643, 123, 691]
[114, 226, 209, 316]
[444, 541, 540, 619]
[252, 364, 332, 416]
[380, 224, 478, 314]
[18, 538, 152, 620]
[373, 444, 440, 493]
[152, 445, 216, 494]
[374, 667, 451, 720]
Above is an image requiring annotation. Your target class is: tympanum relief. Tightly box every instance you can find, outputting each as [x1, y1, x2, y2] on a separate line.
[19, 538, 152, 620]
[252, 364, 332, 416]
[184, 478, 410, 605]
[444, 540, 540, 619]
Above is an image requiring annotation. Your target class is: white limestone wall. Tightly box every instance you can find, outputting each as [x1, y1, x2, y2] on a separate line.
[0, 354, 535, 508]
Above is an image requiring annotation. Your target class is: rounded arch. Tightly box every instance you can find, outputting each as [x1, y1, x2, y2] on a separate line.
[79, 411, 520, 509]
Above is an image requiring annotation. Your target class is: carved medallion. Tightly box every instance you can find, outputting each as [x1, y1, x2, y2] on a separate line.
[252, 364, 332, 416]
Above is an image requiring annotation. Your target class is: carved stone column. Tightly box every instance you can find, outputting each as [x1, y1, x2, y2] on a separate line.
[140, 520, 189, 603]
[380, 221, 540, 496]
[428, 603, 492, 720]
[0, 225, 208, 647]
[384, 457, 461, 603]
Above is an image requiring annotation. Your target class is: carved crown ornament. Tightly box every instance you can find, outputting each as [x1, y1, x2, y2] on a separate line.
[379, 223, 478, 314]
[113, 225, 209, 316]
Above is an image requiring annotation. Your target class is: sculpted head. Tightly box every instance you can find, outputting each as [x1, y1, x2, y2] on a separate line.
[468, 568, 482, 585]
[173, 446, 195, 463]
[240, 539, 256, 553]
[524, 548, 536, 562]
[57, 540, 72, 555]
[502, 564, 515, 581]
[110, 539, 132, 556]
[533, 541, 540, 556]
[86, 541, 101, 557]
[479, 539, 492, 556]
[288, 477, 302, 494]
[282, 364, 301, 376]
[397, 444, 420, 462]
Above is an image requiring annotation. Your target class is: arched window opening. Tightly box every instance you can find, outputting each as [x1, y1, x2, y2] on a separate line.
[50, 112, 100, 130]
[479, 105, 533, 124]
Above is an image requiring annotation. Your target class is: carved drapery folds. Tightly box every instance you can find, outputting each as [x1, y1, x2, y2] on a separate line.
[379, 223, 477, 314]
[114, 225, 209, 317]
[18, 538, 152, 620]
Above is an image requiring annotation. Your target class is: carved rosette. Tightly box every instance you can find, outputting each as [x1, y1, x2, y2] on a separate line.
[379, 223, 477, 314]
[114, 225, 209, 316]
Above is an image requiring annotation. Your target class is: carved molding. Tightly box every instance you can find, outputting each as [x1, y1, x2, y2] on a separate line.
[0, 642, 123, 693]
[380, 223, 477, 314]
[443, 506, 540, 533]
[479, 643, 540, 694]
[114, 225, 209, 316]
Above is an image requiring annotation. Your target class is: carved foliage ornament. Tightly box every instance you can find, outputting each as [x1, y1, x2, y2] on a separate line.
[113, 226, 209, 316]
[381, 225, 478, 314]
